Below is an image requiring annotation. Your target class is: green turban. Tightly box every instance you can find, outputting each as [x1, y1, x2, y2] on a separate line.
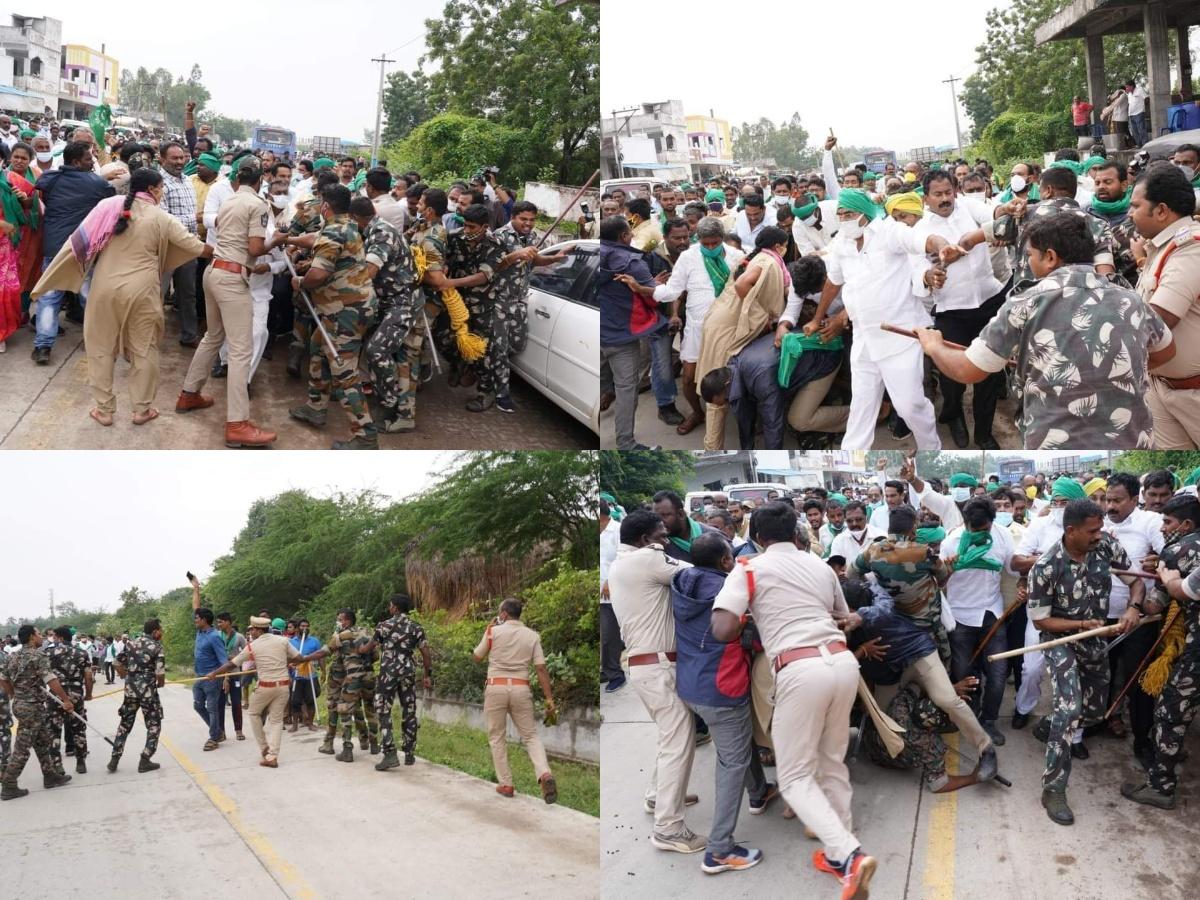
[985, 482, 1002, 493]
[829, 493, 849, 507]
[312, 157, 335, 171]
[1081, 155, 1107, 173]
[792, 193, 820, 219]
[837, 188, 883, 221]
[1184, 467, 1200, 488]
[949, 473, 978, 488]
[1051, 476, 1086, 500]
[228, 153, 248, 184]
[704, 188, 725, 204]
[1048, 159, 1084, 176]
[183, 159, 198, 177]
[197, 151, 223, 173]
[600, 491, 623, 521]
[271, 617, 286, 632]
[19, 128, 34, 139]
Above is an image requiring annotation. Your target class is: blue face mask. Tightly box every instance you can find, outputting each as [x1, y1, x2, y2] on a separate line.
[995, 511, 1013, 527]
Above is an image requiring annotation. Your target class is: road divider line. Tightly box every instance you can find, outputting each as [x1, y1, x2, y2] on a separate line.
[920, 732, 957, 900]
[161, 734, 317, 899]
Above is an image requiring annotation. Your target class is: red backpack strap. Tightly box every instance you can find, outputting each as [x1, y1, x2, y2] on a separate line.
[736, 556, 756, 607]
[1151, 232, 1200, 289]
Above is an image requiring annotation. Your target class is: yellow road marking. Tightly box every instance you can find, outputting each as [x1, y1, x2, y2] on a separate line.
[921, 732, 958, 900]
[160, 735, 317, 899]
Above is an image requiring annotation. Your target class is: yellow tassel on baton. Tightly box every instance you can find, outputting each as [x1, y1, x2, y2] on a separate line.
[412, 245, 488, 362]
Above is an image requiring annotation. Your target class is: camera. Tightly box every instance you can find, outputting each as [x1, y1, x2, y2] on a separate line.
[581, 202, 594, 223]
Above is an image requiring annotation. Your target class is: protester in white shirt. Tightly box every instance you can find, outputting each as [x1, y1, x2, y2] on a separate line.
[733, 194, 775, 249]
[830, 501, 886, 563]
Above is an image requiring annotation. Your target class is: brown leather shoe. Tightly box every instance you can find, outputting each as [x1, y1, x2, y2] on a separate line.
[176, 390, 214, 413]
[225, 420, 277, 448]
[259, 756, 278, 768]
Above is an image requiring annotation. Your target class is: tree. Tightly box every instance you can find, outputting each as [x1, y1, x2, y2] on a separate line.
[385, 112, 532, 183]
[381, 70, 432, 144]
[198, 112, 257, 143]
[960, 73, 998, 140]
[421, 0, 599, 183]
[118, 63, 209, 128]
[731, 114, 818, 171]
[599, 451, 694, 508]
[1115, 451, 1200, 475]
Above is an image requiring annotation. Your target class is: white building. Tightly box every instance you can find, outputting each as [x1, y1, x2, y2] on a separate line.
[601, 99, 691, 181]
[0, 14, 62, 115]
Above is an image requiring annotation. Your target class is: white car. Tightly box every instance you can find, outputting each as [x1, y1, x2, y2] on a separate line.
[512, 239, 599, 435]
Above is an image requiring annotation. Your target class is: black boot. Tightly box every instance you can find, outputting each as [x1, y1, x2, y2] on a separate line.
[76, 756, 87, 774]
[375, 750, 400, 771]
[358, 734, 369, 752]
[369, 737, 380, 755]
[1041, 789, 1074, 826]
[404, 752, 415, 766]
[0, 782, 29, 801]
[318, 734, 335, 754]
[336, 742, 354, 763]
[138, 756, 160, 773]
[43, 772, 72, 789]
[947, 414, 969, 448]
[107, 755, 120, 773]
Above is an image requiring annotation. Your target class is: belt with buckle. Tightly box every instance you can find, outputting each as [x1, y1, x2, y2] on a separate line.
[212, 258, 247, 275]
[486, 677, 529, 686]
[627, 651, 677, 666]
[773, 642, 849, 673]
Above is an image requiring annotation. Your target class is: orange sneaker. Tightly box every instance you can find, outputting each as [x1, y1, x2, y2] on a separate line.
[816, 850, 875, 900]
[496, 785, 515, 798]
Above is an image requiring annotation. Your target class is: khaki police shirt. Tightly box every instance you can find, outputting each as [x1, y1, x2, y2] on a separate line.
[473, 619, 545, 681]
[214, 184, 269, 269]
[1138, 219, 1200, 379]
[607, 542, 692, 656]
[230, 633, 301, 683]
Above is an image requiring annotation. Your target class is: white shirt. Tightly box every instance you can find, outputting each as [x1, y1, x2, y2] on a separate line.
[1103, 508, 1164, 617]
[607, 543, 691, 655]
[940, 524, 1016, 627]
[653, 242, 745, 314]
[1128, 85, 1147, 117]
[825, 216, 932, 360]
[599, 518, 620, 599]
[869, 503, 896, 533]
[1018, 512, 1064, 557]
[203, 178, 235, 250]
[792, 208, 836, 255]
[911, 199, 1003, 312]
[818, 522, 842, 554]
[830, 525, 886, 563]
[734, 207, 776, 249]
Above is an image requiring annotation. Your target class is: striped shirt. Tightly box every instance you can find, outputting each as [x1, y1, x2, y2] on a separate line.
[160, 168, 198, 234]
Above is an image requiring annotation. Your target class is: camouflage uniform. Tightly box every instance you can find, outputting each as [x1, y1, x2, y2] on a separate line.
[411, 216, 451, 369]
[44, 641, 90, 771]
[373, 614, 428, 755]
[287, 197, 325, 364]
[968, 264, 1169, 450]
[0, 688, 10, 773]
[360, 217, 422, 422]
[493, 222, 539, 353]
[864, 684, 952, 789]
[1028, 533, 1130, 792]
[323, 651, 368, 744]
[1087, 206, 1139, 287]
[0, 647, 59, 784]
[849, 535, 953, 664]
[110, 634, 165, 762]
[327, 628, 379, 747]
[1148, 530, 1200, 794]
[447, 230, 510, 400]
[992, 198, 1116, 287]
[305, 214, 378, 439]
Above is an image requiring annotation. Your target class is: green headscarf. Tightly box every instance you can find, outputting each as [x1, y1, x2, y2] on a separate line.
[668, 517, 704, 554]
[1089, 185, 1132, 216]
[1048, 159, 1083, 177]
[704, 188, 725, 205]
[1081, 155, 1107, 173]
[915, 525, 946, 545]
[0, 177, 25, 247]
[1184, 467, 1200, 488]
[312, 157, 335, 171]
[227, 153, 249, 185]
[985, 482, 1002, 494]
[351, 169, 366, 193]
[829, 493, 849, 507]
[836, 188, 883, 221]
[1051, 476, 1085, 500]
[599, 492, 623, 521]
[271, 617, 286, 632]
[197, 152, 223, 174]
[699, 243, 731, 297]
[18, 128, 34, 140]
[792, 193, 820, 219]
[955, 528, 1002, 571]
[949, 473, 978, 488]
[182, 159, 198, 177]
[778, 331, 845, 387]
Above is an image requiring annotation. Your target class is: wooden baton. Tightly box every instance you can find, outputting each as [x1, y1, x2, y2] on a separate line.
[880, 322, 967, 350]
[986, 615, 1161, 662]
[967, 597, 1025, 667]
[1110, 568, 1163, 583]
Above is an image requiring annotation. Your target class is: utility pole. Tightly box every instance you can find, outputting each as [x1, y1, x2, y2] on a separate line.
[370, 53, 395, 168]
[49, 588, 54, 622]
[943, 75, 963, 159]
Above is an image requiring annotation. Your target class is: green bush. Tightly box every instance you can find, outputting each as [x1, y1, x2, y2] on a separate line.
[387, 113, 534, 185]
[977, 110, 1077, 178]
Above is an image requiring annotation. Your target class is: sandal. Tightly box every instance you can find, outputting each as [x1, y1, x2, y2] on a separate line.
[89, 408, 114, 427]
[132, 408, 159, 426]
[675, 413, 703, 436]
[203, 740, 219, 751]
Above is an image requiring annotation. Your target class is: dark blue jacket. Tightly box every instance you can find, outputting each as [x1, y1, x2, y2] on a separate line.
[671, 566, 751, 708]
[854, 594, 936, 682]
[36, 167, 115, 257]
[599, 239, 667, 347]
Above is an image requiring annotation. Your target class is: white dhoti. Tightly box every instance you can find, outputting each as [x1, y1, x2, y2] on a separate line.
[841, 338, 940, 450]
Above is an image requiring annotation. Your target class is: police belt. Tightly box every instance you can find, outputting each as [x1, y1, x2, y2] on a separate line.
[212, 258, 248, 275]
[1155, 372, 1200, 391]
[486, 677, 530, 686]
[773, 642, 849, 673]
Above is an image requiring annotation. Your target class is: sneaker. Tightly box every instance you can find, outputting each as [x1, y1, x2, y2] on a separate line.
[604, 675, 626, 693]
[702, 845, 763, 874]
[650, 826, 707, 854]
[814, 849, 877, 900]
[495, 395, 515, 414]
[1120, 781, 1176, 810]
[981, 721, 1006, 747]
[644, 793, 699, 813]
[695, 731, 712, 747]
[31, 346, 50, 365]
[496, 784, 515, 798]
[748, 782, 780, 815]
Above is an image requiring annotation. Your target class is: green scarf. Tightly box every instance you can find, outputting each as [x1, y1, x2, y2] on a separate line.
[88, 103, 112, 146]
[955, 528, 1002, 571]
[700, 244, 731, 297]
[1000, 183, 1040, 203]
[1089, 186, 1132, 216]
[915, 526, 946, 546]
[778, 331, 845, 387]
[792, 193, 820, 219]
[828, 522, 845, 535]
[1048, 159, 1083, 177]
[1190, 172, 1200, 189]
[183, 159, 198, 177]
[0, 177, 25, 247]
[668, 517, 704, 554]
[1051, 476, 1085, 500]
[836, 188, 883, 221]
[599, 492, 624, 521]
[1081, 155, 1107, 174]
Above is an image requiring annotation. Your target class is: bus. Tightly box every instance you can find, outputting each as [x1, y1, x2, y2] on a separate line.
[997, 457, 1036, 485]
[251, 125, 297, 159]
[862, 149, 897, 174]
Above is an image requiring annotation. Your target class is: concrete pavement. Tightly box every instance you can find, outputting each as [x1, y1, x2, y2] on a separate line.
[2, 682, 599, 899]
[0, 315, 595, 450]
[601, 676, 1200, 900]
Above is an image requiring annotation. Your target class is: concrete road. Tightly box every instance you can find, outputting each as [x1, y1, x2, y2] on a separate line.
[0, 315, 596, 450]
[602, 678, 1200, 900]
[601, 383, 1022, 450]
[2, 683, 598, 900]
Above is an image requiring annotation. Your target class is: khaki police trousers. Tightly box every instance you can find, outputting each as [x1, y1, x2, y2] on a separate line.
[628, 658, 695, 833]
[1148, 379, 1200, 450]
[484, 683, 550, 788]
[876, 650, 993, 755]
[182, 266, 253, 422]
[248, 684, 289, 760]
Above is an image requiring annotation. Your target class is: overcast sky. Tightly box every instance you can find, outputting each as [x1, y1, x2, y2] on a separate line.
[47, 1, 446, 139]
[2, 452, 456, 622]
[601, 0, 1007, 154]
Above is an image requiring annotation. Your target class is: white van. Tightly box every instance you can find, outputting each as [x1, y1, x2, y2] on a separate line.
[683, 491, 729, 516]
[724, 482, 794, 506]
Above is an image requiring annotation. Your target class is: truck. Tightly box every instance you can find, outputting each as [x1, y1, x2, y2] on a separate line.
[309, 135, 343, 158]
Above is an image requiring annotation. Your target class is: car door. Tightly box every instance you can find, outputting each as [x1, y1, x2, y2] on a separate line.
[522, 241, 594, 389]
[545, 245, 600, 429]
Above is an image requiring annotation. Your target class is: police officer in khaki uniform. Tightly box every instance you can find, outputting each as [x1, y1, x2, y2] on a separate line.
[1130, 163, 1200, 448]
[177, 158, 279, 448]
[472, 598, 558, 804]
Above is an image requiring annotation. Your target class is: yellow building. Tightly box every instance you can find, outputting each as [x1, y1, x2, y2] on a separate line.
[58, 43, 119, 119]
[685, 112, 734, 178]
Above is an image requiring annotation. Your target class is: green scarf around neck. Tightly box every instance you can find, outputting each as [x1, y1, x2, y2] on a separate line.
[700, 244, 731, 297]
[792, 193, 820, 219]
[669, 517, 704, 554]
[0, 176, 25, 247]
[955, 528, 1002, 571]
[1090, 186, 1132, 216]
[914, 526, 945, 546]
[1000, 183, 1040, 203]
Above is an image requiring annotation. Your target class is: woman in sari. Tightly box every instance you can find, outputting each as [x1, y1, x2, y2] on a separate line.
[7, 142, 43, 317]
[0, 169, 25, 352]
[695, 225, 792, 449]
[31, 167, 212, 425]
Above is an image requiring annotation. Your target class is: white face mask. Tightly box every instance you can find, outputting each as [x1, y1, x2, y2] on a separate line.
[1177, 164, 1196, 182]
[270, 194, 288, 209]
[963, 190, 984, 198]
[839, 216, 865, 240]
[952, 487, 971, 503]
[36, 151, 53, 163]
[1051, 507, 1065, 525]
[850, 528, 867, 540]
[995, 511, 1013, 527]
[774, 195, 790, 207]
[803, 213, 818, 225]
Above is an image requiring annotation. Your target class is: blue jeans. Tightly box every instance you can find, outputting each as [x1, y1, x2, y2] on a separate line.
[1130, 112, 1147, 146]
[192, 679, 222, 742]
[646, 328, 676, 408]
[216, 677, 242, 735]
[34, 254, 90, 350]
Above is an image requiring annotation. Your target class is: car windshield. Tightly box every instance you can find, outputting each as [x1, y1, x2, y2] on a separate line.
[529, 244, 598, 306]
